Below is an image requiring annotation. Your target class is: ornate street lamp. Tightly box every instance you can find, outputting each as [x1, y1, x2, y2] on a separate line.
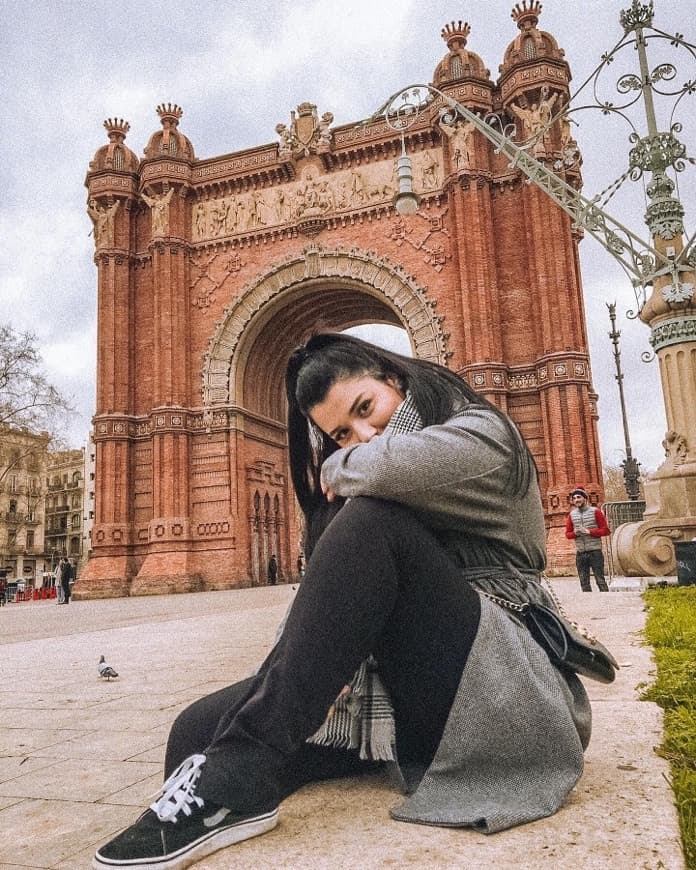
[372, 0, 696, 575]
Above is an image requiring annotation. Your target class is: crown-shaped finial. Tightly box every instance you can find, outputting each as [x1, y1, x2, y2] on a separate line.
[511, 1, 542, 29]
[103, 118, 130, 139]
[441, 21, 471, 50]
[157, 103, 183, 127]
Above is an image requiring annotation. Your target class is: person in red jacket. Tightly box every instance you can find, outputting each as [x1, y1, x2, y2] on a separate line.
[565, 487, 610, 591]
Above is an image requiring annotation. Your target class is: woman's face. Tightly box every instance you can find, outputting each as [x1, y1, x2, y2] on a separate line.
[309, 374, 404, 447]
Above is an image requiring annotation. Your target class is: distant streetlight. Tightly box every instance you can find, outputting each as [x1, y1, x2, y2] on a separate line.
[607, 302, 642, 500]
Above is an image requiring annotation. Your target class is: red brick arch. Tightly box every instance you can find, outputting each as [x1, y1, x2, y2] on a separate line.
[202, 244, 449, 418]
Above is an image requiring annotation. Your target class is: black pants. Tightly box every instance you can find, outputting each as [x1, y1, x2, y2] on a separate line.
[167, 498, 481, 814]
[576, 549, 609, 592]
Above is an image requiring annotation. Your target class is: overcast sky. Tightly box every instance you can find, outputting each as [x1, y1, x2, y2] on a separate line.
[2, 0, 695, 472]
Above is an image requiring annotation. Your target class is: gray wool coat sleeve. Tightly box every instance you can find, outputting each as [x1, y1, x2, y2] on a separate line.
[320, 408, 513, 533]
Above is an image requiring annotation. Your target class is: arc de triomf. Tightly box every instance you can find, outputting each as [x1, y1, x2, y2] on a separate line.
[77, 4, 604, 597]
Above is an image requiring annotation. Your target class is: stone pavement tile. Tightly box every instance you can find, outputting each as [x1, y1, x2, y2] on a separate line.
[63, 707, 176, 732]
[88, 691, 201, 713]
[128, 744, 166, 764]
[30, 728, 166, 762]
[0, 728, 87, 756]
[0, 758, 160, 802]
[0, 795, 24, 811]
[0, 756, 60, 786]
[0, 797, 137, 869]
[0, 690, 122, 710]
[0, 708, 86, 730]
[98, 771, 163, 807]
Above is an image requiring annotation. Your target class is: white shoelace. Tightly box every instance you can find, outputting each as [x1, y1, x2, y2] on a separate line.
[150, 754, 206, 823]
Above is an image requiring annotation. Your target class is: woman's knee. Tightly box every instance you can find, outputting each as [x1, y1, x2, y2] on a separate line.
[338, 496, 419, 530]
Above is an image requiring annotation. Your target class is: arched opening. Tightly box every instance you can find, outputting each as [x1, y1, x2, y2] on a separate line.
[202, 246, 446, 584]
[238, 282, 409, 421]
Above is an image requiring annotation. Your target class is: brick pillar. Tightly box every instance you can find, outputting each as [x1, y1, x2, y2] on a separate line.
[74, 190, 139, 598]
[130, 188, 200, 594]
[520, 184, 603, 569]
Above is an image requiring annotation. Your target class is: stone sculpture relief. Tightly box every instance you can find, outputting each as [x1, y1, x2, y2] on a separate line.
[141, 187, 175, 236]
[190, 152, 443, 243]
[439, 117, 476, 169]
[190, 250, 244, 310]
[662, 429, 688, 466]
[276, 102, 334, 160]
[384, 208, 451, 273]
[510, 85, 559, 154]
[88, 198, 120, 248]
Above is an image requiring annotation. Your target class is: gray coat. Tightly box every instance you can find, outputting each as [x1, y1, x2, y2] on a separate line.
[321, 403, 592, 833]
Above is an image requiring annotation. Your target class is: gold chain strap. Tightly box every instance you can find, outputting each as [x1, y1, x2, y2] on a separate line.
[540, 574, 599, 644]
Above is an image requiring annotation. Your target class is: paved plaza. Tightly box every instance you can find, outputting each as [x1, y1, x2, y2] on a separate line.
[0, 579, 685, 869]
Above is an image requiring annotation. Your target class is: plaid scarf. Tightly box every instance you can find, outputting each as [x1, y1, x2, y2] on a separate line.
[307, 392, 424, 762]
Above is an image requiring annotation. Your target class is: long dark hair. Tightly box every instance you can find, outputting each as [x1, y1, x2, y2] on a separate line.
[285, 332, 536, 529]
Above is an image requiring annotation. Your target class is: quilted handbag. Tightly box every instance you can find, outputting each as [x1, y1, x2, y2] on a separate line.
[483, 592, 619, 684]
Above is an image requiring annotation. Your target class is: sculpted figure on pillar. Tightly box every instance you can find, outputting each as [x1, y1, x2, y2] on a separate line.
[439, 117, 476, 169]
[142, 187, 175, 236]
[510, 86, 559, 154]
[88, 198, 120, 248]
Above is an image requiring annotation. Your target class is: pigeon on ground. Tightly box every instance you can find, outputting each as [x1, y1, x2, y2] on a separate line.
[98, 655, 119, 681]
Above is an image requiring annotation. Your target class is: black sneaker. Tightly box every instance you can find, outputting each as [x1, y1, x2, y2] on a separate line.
[92, 754, 279, 869]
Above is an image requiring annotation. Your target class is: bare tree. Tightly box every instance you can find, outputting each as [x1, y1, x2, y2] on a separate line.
[602, 461, 648, 503]
[0, 324, 71, 433]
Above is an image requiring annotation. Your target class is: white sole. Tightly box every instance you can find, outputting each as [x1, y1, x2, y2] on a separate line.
[92, 808, 279, 870]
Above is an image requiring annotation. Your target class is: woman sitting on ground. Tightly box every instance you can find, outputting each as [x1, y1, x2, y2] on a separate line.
[93, 333, 591, 870]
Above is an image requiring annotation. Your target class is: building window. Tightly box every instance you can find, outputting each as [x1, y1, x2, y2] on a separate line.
[8, 499, 17, 514]
[26, 531, 34, 549]
[8, 530, 16, 548]
[72, 513, 80, 529]
[72, 494, 80, 508]
[10, 475, 17, 493]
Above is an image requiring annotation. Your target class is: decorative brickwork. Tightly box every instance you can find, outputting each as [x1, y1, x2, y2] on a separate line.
[76, 8, 602, 597]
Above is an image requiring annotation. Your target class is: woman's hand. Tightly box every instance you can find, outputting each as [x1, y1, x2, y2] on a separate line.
[321, 479, 336, 502]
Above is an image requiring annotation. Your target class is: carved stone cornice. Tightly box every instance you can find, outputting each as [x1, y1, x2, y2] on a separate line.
[86, 171, 139, 198]
[498, 59, 570, 102]
[461, 353, 592, 393]
[140, 158, 193, 185]
[649, 315, 696, 352]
